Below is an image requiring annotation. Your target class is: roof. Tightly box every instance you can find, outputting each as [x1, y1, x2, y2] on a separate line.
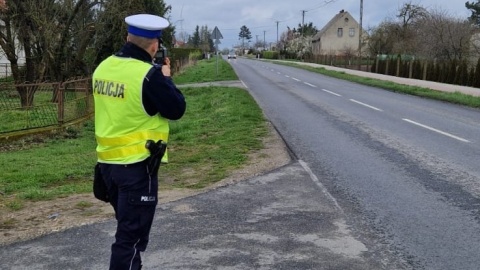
[313, 10, 360, 40]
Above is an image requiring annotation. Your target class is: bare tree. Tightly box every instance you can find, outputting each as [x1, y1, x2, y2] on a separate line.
[365, 3, 427, 56]
[0, 1, 99, 83]
[0, 0, 100, 108]
[416, 9, 473, 61]
[366, 22, 397, 55]
[0, 0, 172, 108]
[367, 2, 474, 62]
[393, 2, 427, 54]
[397, 2, 428, 27]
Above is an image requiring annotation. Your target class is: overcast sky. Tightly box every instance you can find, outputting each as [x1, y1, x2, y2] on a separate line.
[165, 0, 471, 50]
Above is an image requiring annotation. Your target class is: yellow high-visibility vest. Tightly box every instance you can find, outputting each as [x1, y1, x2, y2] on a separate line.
[93, 56, 169, 164]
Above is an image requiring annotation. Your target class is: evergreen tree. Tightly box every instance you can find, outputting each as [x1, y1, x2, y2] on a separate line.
[426, 61, 435, 81]
[461, 62, 470, 86]
[239, 25, 252, 50]
[95, 0, 172, 66]
[474, 57, 480, 87]
[199, 25, 213, 52]
[379, 59, 385, 75]
[446, 60, 457, 84]
[466, 1, 480, 25]
[296, 22, 318, 36]
[191, 25, 200, 48]
[388, 58, 396, 76]
[455, 61, 469, 85]
[401, 60, 408, 78]
[370, 59, 377, 73]
[437, 62, 445, 83]
[413, 59, 422, 79]
[468, 65, 476, 86]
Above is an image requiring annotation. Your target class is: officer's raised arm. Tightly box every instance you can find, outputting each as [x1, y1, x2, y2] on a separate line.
[142, 63, 186, 120]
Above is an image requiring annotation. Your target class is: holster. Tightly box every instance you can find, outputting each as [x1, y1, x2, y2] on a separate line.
[93, 163, 109, 203]
[145, 140, 167, 176]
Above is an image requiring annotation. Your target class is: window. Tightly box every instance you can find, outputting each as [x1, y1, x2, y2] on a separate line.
[349, 28, 355, 37]
[337, 28, 343, 37]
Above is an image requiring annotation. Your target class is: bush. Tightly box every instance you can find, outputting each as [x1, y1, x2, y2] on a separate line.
[262, 51, 279, 59]
[169, 48, 202, 75]
[170, 48, 202, 59]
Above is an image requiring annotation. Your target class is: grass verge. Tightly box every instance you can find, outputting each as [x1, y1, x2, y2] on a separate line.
[174, 55, 238, 84]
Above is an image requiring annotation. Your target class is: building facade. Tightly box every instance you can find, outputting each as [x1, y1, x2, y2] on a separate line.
[0, 19, 26, 77]
[312, 10, 366, 56]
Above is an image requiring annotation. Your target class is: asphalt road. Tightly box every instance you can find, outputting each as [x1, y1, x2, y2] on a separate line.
[228, 57, 480, 270]
[1, 162, 403, 269]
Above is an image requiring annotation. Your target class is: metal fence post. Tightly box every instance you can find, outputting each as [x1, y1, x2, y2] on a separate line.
[57, 82, 64, 125]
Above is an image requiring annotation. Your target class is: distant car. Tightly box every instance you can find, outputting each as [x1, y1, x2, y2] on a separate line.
[227, 51, 237, 59]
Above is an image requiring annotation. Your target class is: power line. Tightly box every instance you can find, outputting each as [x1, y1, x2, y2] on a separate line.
[300, 0, 341, 35]
[305, 0, 340, 12]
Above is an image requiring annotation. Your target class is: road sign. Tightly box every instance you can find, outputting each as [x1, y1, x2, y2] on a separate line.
[212, 26, 223, 77]
[212, 26, 223, 40]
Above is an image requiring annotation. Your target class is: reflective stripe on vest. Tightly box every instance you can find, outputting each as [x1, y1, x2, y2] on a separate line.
[96, 130, 167, 147]
[96, 130, 169, 162]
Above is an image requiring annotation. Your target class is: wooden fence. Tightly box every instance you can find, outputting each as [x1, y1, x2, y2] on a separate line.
[302, 54, 480, 88]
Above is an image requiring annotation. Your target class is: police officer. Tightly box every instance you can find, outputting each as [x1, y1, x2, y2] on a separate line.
[92, 14, 186, 270]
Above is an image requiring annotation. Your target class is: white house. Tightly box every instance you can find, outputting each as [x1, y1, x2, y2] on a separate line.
[0, 19, 26, 77]
[312, 10, 367, 56]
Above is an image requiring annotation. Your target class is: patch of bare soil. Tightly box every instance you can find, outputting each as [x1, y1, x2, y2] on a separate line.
[0, 123, 291, 246]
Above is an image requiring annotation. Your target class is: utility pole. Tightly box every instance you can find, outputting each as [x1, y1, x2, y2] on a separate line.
[276, 21, 280, 44]
[301, 10, 306, 36]
[263, 30, 266, 51]
[358, 0, 363, 70]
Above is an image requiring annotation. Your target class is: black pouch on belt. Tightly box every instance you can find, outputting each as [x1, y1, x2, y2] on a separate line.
[93, 163, 109, 203]
[145, 140, 167, 175]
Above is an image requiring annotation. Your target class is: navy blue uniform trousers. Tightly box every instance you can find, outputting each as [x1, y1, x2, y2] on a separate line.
[99, 160, 158, 270]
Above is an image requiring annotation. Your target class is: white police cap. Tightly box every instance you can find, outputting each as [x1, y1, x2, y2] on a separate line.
[125, 14, 170, 39]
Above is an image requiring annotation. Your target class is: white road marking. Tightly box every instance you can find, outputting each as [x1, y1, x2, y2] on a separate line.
[322, 89, 342, 97]
[292, 77, 301, 82]
[299, 160, 344, 214]
[350, 99, 383, 111]
[304, 82, 317, 88]
[285, 75, 290, 78]
[241, 80, 248, 89]
[403, 119, 470, 143]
